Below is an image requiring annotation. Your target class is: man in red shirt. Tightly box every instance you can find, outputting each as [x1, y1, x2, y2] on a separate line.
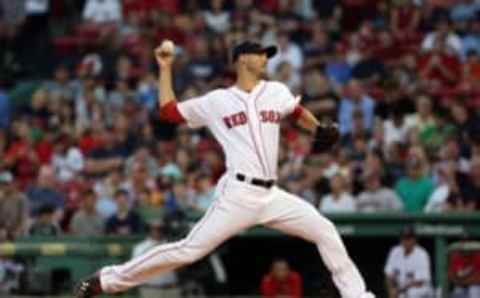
[260, 259, 303, 298]
[417, 37, 461, 89]
[448, 243, 480, 297]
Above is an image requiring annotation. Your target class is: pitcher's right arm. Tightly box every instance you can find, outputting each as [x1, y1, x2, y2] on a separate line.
[155, 41, 211, 128]
[155, 41, 184, 123]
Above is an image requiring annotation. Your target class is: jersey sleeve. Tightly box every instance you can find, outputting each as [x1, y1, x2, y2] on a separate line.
[384, 247, 397, 276]
[415, 250, 431, 282]
[276, 82, 300, 117]
[177, 94, 211, 129]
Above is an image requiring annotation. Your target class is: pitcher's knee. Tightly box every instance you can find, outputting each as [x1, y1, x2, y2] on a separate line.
[312, 217, 339, 241]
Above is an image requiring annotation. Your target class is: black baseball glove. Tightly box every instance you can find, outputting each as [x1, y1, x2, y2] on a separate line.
[312, 121, 340, 153]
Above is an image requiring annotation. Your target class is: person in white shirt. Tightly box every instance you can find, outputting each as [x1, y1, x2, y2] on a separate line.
[421, 17, 463, 57]
[51, 137, 84, 182]
[320, 174, 356, 213]
[267, 32, 304, 77]
[25, 0, 49, 15]
[385, 227, 432, 298]
[384, 109, 409, 148]
[203, 0, 230, 34]
[132, 220, 180, 298]
[83, 0, 122, 24]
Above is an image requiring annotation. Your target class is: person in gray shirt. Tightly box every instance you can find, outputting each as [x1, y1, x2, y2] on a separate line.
[357, 170, 403, 212]
[71, 190, 104, 236]
[0, 172, 28, 239]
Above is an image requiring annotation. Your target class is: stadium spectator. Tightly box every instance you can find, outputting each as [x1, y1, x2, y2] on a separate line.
[0, 256, 23, 294]
[421, 16, 463, 57]
[338, 79, 376, 136]
[0, 82, 10, 129]
[395, 157, 434, 212]
[70, 190, 104, 236]
[463, 50, 480, 89]
[418, 37, 462, 87]
[301, 69, 338, 117]
[450, 0, 480, 23]
[356, 170, 403, 212]
[26, 165, 65, 216]
[45, 64, 76, 102]
[461, 157, 480, 210]
[319, 173, 356, 213]
[425, 161, 457, 213]
[164, 179, 195, 213]
[448, 235, 480, 298]
[3, 121, 40, 189]
[94, 170, 122, 218]
[82, 0, 122, 24]
[51, 134, 84, 182]
[132, 219, 180, 298]
[105, 189, 144, 235]
[405, 96, 436, 143]
[203, 0, 230, 34]
[273, 61, 301, 94]
[84, 126, 124, 177]
[352, 44, 387, 85]
[390, 0, 421, 41]
[192, 174, 216, 213]
[462, 19, 480, 57]
[325, 43, 352, 88]
[124, 145, 159, 178]
[267, 32, 303, 77]
[121, 161, 156, 206]
[303, 26, 334, 70]
[385, 226, 432, 298]
[186, 37, 222, 85]
[28, 205, 61, 236]
[260, 258, 302, 298]
[0, 171, 28, 239]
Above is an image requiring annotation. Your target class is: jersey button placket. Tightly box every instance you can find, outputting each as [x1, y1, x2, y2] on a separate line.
[247, 90, 270, 178]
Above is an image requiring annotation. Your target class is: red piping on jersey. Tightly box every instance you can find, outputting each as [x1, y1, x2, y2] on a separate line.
[229, 88, 269, 177]
[290, 105, 304, 122]
[253, 83, 272, 177]
[159, 101, 186, 124]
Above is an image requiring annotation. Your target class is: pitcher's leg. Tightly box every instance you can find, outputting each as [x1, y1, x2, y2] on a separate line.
[101, 198, 256, 293]
[258, 187, 374, 298]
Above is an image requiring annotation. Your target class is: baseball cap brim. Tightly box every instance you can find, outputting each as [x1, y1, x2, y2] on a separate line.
[233, 44, 278, 62]
[262, 46, 277, 58]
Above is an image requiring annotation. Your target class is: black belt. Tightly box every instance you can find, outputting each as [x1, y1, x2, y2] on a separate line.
[236, 173, 275, 189]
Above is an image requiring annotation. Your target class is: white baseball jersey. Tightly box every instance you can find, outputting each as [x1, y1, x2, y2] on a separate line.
[97, 79, 375, 298]
[177, 80, 299, 180]
[384, 244, 432, 297]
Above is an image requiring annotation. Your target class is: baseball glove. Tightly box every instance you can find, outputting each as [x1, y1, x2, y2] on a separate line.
[312, 120, 340, 153]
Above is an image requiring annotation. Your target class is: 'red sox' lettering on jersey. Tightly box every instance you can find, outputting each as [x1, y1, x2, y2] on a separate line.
[260, 110, 281, 123]
[223, 111, 248, 128]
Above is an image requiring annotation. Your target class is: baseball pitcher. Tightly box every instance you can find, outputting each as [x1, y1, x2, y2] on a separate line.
[75, 40, 375, 298]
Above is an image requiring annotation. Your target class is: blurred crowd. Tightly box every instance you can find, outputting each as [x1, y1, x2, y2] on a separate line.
[1, 0, 480, 241]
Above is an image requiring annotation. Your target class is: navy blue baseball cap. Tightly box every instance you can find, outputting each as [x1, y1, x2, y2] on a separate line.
[401, 226, 416, 239]
[232, 41, 277, 62]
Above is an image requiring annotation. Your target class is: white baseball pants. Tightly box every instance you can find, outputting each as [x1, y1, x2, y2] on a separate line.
[100, 174, 374, 298]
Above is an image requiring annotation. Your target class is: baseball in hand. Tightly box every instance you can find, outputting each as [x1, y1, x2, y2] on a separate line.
[160, 40, 175, 54]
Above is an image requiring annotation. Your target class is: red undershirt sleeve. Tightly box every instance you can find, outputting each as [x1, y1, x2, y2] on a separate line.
[159, 101, 186, 124]
[289, 105, 304, 122]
